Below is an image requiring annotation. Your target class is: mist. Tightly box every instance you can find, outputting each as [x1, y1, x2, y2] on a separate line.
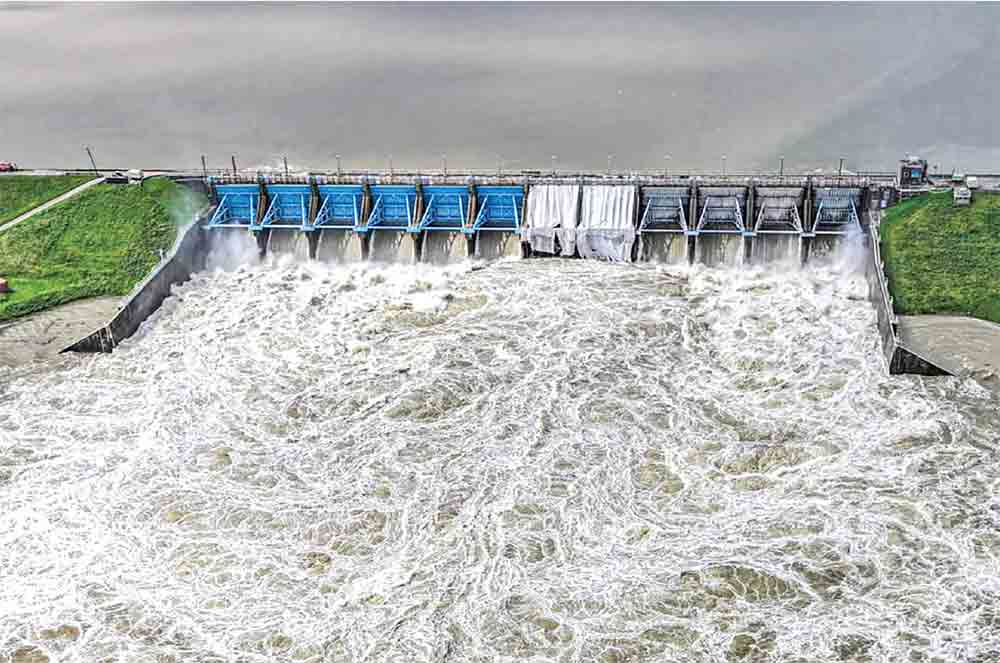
[1, 2, 997, 173]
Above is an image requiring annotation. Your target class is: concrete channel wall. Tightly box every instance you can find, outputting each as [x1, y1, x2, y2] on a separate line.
[63, 208, 213, 353]
[864, 212, 951, 376]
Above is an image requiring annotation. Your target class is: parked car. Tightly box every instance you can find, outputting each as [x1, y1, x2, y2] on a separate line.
[0, 161, 18, 172]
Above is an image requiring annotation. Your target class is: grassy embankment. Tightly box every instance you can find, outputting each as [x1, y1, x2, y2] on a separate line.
[0, 178, 206, 322]
[881, 191, 1000, 324]
[0, 174, 94, 226]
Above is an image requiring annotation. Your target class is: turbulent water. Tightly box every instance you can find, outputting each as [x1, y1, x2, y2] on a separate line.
[2, 246, 999, 663]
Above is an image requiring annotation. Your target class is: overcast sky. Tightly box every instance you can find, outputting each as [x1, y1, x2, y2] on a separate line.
[1, 2, 998, 173]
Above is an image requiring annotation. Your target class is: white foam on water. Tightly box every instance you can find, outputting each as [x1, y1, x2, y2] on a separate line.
[1, 256, 998, 662]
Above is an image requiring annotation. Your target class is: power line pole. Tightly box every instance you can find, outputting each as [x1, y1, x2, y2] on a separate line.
[84, 145, 98, 174]
[201, 155, 208, 180]
[231, 155, 238, 176]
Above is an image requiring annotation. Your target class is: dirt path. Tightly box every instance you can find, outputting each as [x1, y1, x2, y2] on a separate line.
[0, 296, 120, 368]
[0, 176, 104, 234]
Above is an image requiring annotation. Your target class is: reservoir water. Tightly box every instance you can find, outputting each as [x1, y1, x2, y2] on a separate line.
[1, 249, 998, 662]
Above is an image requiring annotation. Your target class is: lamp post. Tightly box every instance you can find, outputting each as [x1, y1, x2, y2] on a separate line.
[839, 157, 845, 177]
[722, 155, 727, 177]
[442, 153, 447, 175]
[779, 156, 785, 177]
[551, 155, 557, 175]
[664, 154, 672, 178]
[336, 154, 341, 178]
[607, 154, 613, 176]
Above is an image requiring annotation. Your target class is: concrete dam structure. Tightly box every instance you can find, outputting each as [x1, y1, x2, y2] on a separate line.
[206, 172, 885, 266]
[68, 168, 947, 377]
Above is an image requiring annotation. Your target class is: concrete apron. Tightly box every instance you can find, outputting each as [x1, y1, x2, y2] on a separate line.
[750, 234, 802, 266]
[694, 234, 744, 267]
[368, 230, 419, 264]
[421, 231, 470, 264]
[638, 233, 689, 265]
[266, 230, 310, 260]
[474, 232, 522, 260]
[316, 229, 364, 263]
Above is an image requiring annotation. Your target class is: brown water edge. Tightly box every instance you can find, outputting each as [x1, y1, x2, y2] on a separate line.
[0, 296, 120, 369]
[898, 315, 1000, 389]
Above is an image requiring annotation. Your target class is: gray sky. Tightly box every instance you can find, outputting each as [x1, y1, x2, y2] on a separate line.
[1, 2, 998, 173]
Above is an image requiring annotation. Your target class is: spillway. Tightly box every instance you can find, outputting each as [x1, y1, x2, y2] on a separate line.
[315, 228, 364, 263]
[368, 230, 418, 263]
[420, 231, 469, 264]
[265, 230, 310, 260]
[3, 256, 995, 662]
[750, 234, 800, 265]
[639, 233, 689, 264]
[474, 231, 522, 260]
[205, 174, 881, 270]
[695, 233, 745, 267]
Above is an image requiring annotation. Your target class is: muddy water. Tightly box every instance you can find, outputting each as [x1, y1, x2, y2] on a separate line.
[0, 296, 120, 369]
[1, 250, 998, 663]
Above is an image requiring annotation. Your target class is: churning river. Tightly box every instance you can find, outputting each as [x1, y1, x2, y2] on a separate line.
[1, 249, 998, 662]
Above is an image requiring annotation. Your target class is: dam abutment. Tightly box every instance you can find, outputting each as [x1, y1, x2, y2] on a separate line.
[63, 209, 212, 353]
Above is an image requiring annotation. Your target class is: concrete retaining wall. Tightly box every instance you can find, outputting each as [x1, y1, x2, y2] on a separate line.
[63, 209, 213, 353]
[864, 212, 951, 376]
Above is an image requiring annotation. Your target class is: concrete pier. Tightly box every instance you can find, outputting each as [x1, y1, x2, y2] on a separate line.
[421, 231, 470, 264]
[368, 230, 419, 263]
[316, 229, 364, 263]
[639, 233, 689, 264]
[474, 231, 522, 260]
[695, 233, 744, 267]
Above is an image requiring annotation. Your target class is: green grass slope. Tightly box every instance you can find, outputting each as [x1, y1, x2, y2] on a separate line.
[881, 191, 1000, 324]
[0, 174, 95, 225]
[0, 178, 206, 322]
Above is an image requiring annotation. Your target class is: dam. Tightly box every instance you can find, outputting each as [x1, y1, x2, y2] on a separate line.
[205, 171, 886, 266]
[62, 167, 946, 376]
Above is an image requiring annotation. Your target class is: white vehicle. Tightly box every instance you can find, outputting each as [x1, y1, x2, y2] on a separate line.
[954, 186, 971, 206]
[966, 176, 979, 190]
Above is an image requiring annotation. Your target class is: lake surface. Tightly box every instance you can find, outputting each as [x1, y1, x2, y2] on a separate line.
[2, 3, 999, 172]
